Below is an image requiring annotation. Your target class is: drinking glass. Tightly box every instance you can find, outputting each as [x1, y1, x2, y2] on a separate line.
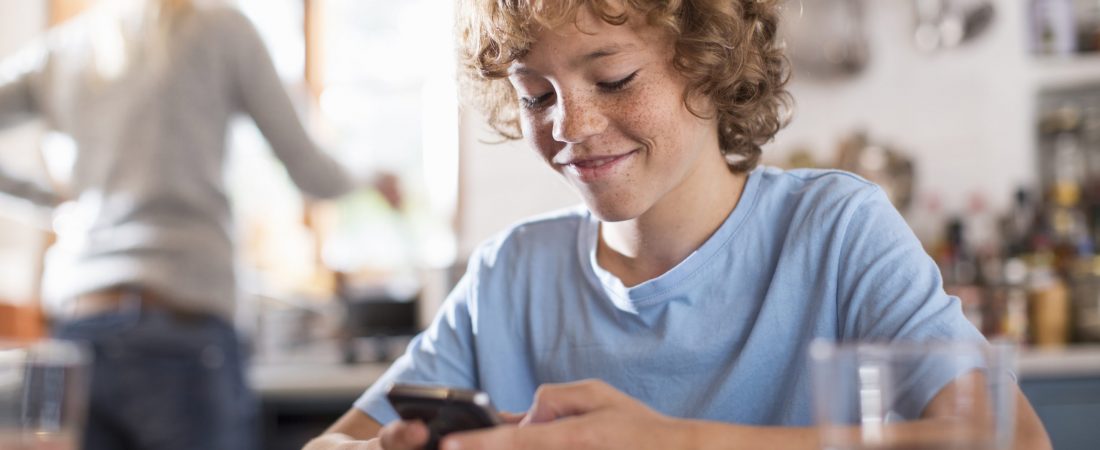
[0, 340, 90, 450]
[810, 340, 1017, 450]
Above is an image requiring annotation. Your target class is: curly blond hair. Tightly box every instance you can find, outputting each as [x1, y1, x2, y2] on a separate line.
[457, 0, 791, 173]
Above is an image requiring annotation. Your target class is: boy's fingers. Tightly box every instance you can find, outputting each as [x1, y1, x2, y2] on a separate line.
[443, 423, 566, 450]
[379, 420, 430, 450]
[525, 380, 621, 424]
[499, 411, 526, 424]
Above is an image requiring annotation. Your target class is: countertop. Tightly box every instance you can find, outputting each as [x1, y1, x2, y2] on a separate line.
[1017, 344, 1100, 379]
[251, 361, 389, 400]
[249, 345, 1100, 399]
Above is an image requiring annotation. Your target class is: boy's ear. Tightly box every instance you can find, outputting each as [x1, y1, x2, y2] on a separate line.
[682, 87, 718, 120]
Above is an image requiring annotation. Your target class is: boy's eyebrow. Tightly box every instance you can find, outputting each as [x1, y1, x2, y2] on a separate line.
[509, 42, 639, 76]
[576, 43, 637, 67]
[510, 66, 535, 76]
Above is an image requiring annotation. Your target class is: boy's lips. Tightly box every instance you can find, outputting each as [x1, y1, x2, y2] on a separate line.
[557, 149, 639, 181]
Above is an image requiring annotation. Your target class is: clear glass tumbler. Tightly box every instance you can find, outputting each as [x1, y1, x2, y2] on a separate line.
[810, 340, 1017, 450]
[0, 340, 90, 450]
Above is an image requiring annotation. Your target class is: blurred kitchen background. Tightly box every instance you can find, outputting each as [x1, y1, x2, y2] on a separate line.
[0, 1, 1099, 449]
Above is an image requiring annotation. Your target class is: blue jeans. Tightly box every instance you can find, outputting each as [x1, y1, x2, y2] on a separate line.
[53, 309, 257, 450]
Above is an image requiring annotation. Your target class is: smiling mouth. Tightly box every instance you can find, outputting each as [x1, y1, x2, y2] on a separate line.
[559, 149, 638, 180]
[564, 150, 637, 168]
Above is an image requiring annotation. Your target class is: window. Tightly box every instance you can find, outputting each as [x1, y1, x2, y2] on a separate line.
[314, 0, 458, 271]
[232, 0, 459, 299]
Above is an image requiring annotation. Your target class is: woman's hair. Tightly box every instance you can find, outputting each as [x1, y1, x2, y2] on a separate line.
[457, 0, 791, 173]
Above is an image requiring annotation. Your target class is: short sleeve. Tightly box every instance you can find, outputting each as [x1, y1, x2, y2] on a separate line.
[834, 186, 986, 417]
[836, 186, 983, 343]
[353, 254, 481, 424]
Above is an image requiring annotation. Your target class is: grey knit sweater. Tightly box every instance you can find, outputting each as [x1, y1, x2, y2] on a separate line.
[0, 3, 353, 319]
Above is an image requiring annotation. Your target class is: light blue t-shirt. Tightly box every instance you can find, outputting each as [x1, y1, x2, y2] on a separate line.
[354, 167, 983, 426]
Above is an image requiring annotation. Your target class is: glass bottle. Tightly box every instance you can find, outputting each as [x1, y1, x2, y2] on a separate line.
[1071, 256, 1100, 342]
[1028, 253, 1071, 347]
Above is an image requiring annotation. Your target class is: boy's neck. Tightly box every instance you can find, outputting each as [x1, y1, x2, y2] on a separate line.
[597, 159, 748, 288]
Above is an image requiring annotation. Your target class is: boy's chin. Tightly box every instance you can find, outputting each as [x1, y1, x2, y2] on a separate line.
[584, 201, 642, 223]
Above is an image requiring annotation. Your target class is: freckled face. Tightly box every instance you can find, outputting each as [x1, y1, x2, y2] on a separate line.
[507, 9, 722, 222]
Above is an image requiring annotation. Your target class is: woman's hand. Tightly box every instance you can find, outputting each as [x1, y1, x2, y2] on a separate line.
[371, 171, 402, 209]
[439, 379, 691, 450]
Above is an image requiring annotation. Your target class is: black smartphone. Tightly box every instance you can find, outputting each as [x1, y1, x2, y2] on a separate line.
[386, 383, 501, 450]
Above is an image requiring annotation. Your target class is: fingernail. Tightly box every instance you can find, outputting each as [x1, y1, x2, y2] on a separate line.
[442, 439, 462, 450]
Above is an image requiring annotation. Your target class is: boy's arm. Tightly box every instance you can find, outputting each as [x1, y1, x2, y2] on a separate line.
[920, 372, 1051, 450]
[1009, 390, 1053, 450]
[305, 256, 485, 450]
[303, 408, 385, 450]
[444, 378, 1051, 450]
[304, 408, 439, 450]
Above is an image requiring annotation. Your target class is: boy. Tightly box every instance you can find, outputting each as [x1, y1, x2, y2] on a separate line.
[307, 1, 1050, 449]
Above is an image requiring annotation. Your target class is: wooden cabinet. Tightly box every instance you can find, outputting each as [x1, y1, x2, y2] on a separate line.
[0, 302, 44, 340]
[1020, 376, 1100, 450]
[48, 0, 90, 25]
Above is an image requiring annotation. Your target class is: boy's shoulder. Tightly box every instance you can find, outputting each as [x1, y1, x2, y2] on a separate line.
[758, 166, 877, 190]
[472, 206, 589, 266]
[755, 166, 881, 204]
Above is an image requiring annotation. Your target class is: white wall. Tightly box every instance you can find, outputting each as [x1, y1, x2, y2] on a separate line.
[457, 110, 576, 255]
[0, 1, 45, 55]
[456, 1, 1041, 251]
[770, 0, 1035, 218]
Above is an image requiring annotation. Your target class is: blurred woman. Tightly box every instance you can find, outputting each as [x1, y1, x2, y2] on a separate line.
[0, 0, 360, 448]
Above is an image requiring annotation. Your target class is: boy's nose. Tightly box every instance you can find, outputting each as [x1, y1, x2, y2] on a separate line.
[552, 95, 608, 144]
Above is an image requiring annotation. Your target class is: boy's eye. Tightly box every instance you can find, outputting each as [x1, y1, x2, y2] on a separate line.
[520, 92, 554, 111]
[597, 71, 639, 92]
[517, 71, 639, 111]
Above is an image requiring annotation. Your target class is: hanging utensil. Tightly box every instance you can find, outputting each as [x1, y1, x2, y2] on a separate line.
[913, 0, 996, 52]
[782, 0, 870, 80]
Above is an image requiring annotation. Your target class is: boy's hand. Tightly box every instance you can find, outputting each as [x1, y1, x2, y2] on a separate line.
[347, 412, 520, 450]
[440, 379, 689, 450]
[374, 420, 430, 450]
